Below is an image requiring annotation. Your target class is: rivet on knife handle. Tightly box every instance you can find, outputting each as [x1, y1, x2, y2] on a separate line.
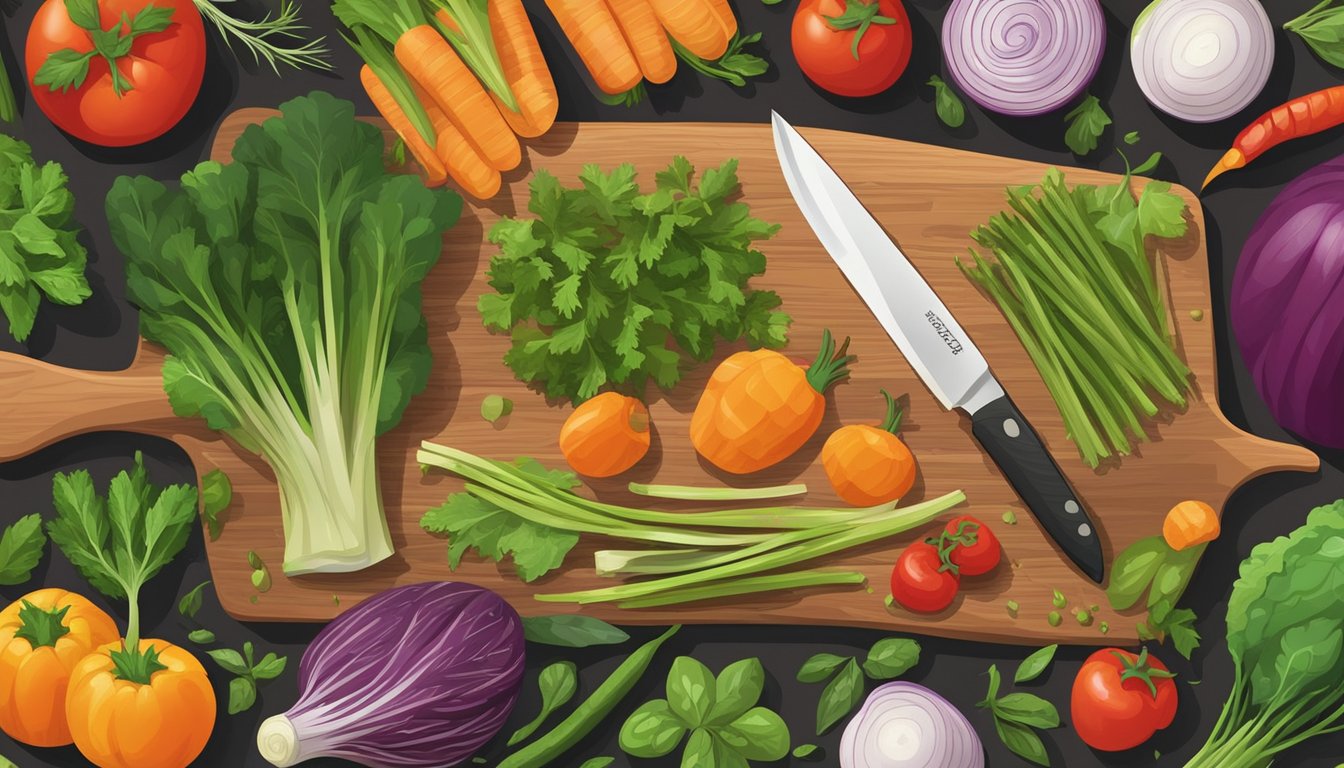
[969, 394, 1105, 582]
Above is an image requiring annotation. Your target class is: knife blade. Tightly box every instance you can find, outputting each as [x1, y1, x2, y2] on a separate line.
[771, 112, 1105, 583]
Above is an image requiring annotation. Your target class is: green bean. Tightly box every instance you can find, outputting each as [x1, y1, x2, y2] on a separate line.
[497, 625, 680, 768]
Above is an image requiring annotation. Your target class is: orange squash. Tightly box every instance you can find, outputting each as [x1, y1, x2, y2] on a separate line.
[822, 390, 917, 506]
[1162, 500, 1220, 551]
[0, 589, 119, 747]
[559, 392, 652, 477]
[690, 330, 854, 474]
[65, 638, 215, 768]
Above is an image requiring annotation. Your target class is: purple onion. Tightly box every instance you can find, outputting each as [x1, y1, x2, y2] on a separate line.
[1232, 154, 1344, 449]
[840, 682, 984, 768]
[257, 582, 525, 768]
[1131, 0, 1273, 123]
[941, 0, 1105, 116]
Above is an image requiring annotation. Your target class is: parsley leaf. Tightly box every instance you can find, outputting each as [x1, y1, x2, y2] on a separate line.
[481, 158, 787, 403]
[0, 514, 47, 585]
[1137, 181, 1188, 239]
[0, 135, 90, 342]
[1063, 94, 1111, 156]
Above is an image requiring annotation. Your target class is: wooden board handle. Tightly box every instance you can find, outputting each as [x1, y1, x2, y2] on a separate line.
[0, 340, 174, 461]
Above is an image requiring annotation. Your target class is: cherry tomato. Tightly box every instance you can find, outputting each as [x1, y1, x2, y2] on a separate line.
[27, 0, 205, 146]
[889, 541, 959, 613]
[1072, 647, 1178, 752]
[792, 0, 912, 98]
[943, 514, 1001, 576]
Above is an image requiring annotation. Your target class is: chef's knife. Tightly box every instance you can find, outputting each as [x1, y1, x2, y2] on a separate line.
[771, 112, 1105, 583]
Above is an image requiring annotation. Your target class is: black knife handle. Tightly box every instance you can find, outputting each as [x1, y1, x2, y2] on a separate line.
[970, 394, 1105, 583]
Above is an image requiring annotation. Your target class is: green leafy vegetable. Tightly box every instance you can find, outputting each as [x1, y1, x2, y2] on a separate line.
[107, 92, 461, 575]
[619, 655, 789, 764]
[46, 452, 197, 684]
[510, 661, 579, 746]
[1185, 500, 1344, 767]
[671, 32, 770, 87]
[209, 640, 287, 715]
[177, 580, 211, 619]
[0, 134, 91, 342]
[199, 469, 230, 541]
[928, 75, 967, 128]
[816, 658, 864, 735]
[521, 615, 630, 647]
[1286, 0, 1344, 68]
[798, 638, 919, 736]
[960, 167, 1191, 467]
[978, 664, 1060, 766]
[0, 513, 47, 585]
[1014, 644, 1058, 684]
[798, 652, 851, 683]
[1107, 535, 1205, 658]
[861, 637, 920, 679]
[479, 157, 788, 404]
[1063, 94, 1111, 155]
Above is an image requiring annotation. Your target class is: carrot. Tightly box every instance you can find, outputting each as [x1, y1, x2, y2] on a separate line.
[606, 0, 677, 84]
[1162, 500, 1219, 551]
[704, 0, 738, 41]
[488, 0, 559, 137]
[690, 330, 855, 475]
[361, 66, 448, 187]
[559, 392, 652, 477]
[647, 0, 729, 60]
[412, 82, 500, 199]
[1203, 84, 1344, 189]
[821, 389, 917, 507]
[546, 0, 643, 95]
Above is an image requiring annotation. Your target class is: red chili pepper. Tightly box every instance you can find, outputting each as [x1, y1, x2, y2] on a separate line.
[1203, 84, 1344, 190]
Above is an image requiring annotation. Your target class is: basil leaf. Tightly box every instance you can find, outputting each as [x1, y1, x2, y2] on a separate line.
[927, 76, 966, 128]
[250, 652, 287, 681]
[707, 657, 764, 725]
[793, 744, 819, 758]
[667, 656, 716, 727]
[1014, 644, 1058, 684]
[978, 663, 1002, 708]
[797, 652, 851, 683]
[207, 648, 249, 676]
[1107, 536, 1169, 610]
[187, 628, 216, 644]
[815, 658, 864, 735]
[995, 717, 1051, 766]
[1124, 131, 1141, 145]
[682, 728, 715, 767]
[718, 706, 790, 761]
[509, 661, 579, 746]
[521, 615, 630, 647]
[619, 699, 687, 758]
[1148, 542, 1207, 611]
[994, 693, 1061, 729]
[228, 675, 257, 715]
[862, 637, 920, 680]
[177, 580, 211, 619]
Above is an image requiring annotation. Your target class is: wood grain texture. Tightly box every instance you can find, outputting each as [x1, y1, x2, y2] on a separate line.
[0, 113, 1319, 645]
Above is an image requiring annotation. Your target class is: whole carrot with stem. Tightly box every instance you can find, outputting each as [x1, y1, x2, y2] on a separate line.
[413, 82, 501, 198]
[1203, 84, 1344, 189]
[347, 28, 448, 187]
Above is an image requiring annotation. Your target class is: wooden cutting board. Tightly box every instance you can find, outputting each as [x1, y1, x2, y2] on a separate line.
[0, 112, 1318, 645]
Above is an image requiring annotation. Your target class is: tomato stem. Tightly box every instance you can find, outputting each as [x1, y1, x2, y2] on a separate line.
[824, 0, 898, 60]
[1112, 647, 1177, 699]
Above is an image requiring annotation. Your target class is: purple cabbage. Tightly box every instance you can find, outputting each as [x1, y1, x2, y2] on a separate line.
[257, 582, 525, 768]
[1232, 155, 1344, 448]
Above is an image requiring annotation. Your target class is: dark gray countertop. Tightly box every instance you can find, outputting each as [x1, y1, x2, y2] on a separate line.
[3, 1, 1343, 766]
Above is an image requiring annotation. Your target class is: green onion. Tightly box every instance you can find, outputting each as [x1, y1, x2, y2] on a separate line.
[615, 570, 866, 609]
[627, 482, 807, 501]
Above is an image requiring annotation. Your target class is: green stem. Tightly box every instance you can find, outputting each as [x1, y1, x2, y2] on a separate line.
[627, 481, 808, 501]
[0, 47, 16, 123]
[804, 329, 855, 394]
[616, 570, 867, 609]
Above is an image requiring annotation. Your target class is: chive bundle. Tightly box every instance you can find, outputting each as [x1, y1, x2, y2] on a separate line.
[959, 168, 1192, 467]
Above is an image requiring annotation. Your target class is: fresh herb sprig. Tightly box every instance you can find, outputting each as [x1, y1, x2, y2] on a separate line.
[978, 663, 1061, 766]
[620, 656, 790, 765]
[192, 0, 330, 73]
[1286, 0, 1344, 68]
[671, 32, 769, 87]
[0, 514, 46, 585]
[1108, 536, 1204, 658]
[208, 641, 287, 714]
[798, 638, 920, 734]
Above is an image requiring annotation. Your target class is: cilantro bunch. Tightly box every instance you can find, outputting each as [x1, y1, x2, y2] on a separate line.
[479, 157, 790, 403]
[0, 134, 91, 342]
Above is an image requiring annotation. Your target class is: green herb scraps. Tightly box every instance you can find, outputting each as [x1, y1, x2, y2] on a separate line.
[1107, 535, 1203, 658]
[1063, 94, 1111, 156]
[200, 469, 231, 541]
[977, 663, 1061, 766]
[0, 513, 47, 586]
[509, 661, 579, 746]
[960, 166, 1191, 467]
[0, 134, 91, 342]
[797, 638, 920, 735]
[671, 32, 769, 87]
[927, 75, 966, 128]
[620, 656, 789, 764]
[1286, 0, 1344, 69]
[479, 157, 789, 404]
[208, 641, 287, 714]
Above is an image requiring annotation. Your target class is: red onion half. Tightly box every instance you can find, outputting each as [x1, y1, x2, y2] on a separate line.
[840, 682, 985, 768]
[941, 0, 1105, 116]
[1131, 0, 1273, 123]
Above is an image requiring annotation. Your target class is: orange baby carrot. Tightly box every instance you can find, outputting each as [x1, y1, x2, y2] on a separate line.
[1204, 85, 1344, 189]
[704, 0, 738, 41]
[412, 82, 500, 199]
[546, 0, 643, 95]
[488, 0, 559, 137]
[648, 0, 729, 60]
[606, 0, 677, 84]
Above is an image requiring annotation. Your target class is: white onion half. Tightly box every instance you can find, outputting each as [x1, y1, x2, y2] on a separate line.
[840, 682, 985, 768]
[1131, 0, 1274, 123]
[941, 0, 1106, 116]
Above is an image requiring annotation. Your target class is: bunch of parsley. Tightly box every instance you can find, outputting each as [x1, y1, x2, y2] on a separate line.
[478, 157, 790, 403]
[0, 134, 91, 342]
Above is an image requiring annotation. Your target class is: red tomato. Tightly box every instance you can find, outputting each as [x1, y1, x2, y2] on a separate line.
[792, 0, 912, 98]
[26, 0, 205, 146]
[889, 541, 959, 613]
[1072, 648, 1178, 752]
[943, 514, 1001, 576]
